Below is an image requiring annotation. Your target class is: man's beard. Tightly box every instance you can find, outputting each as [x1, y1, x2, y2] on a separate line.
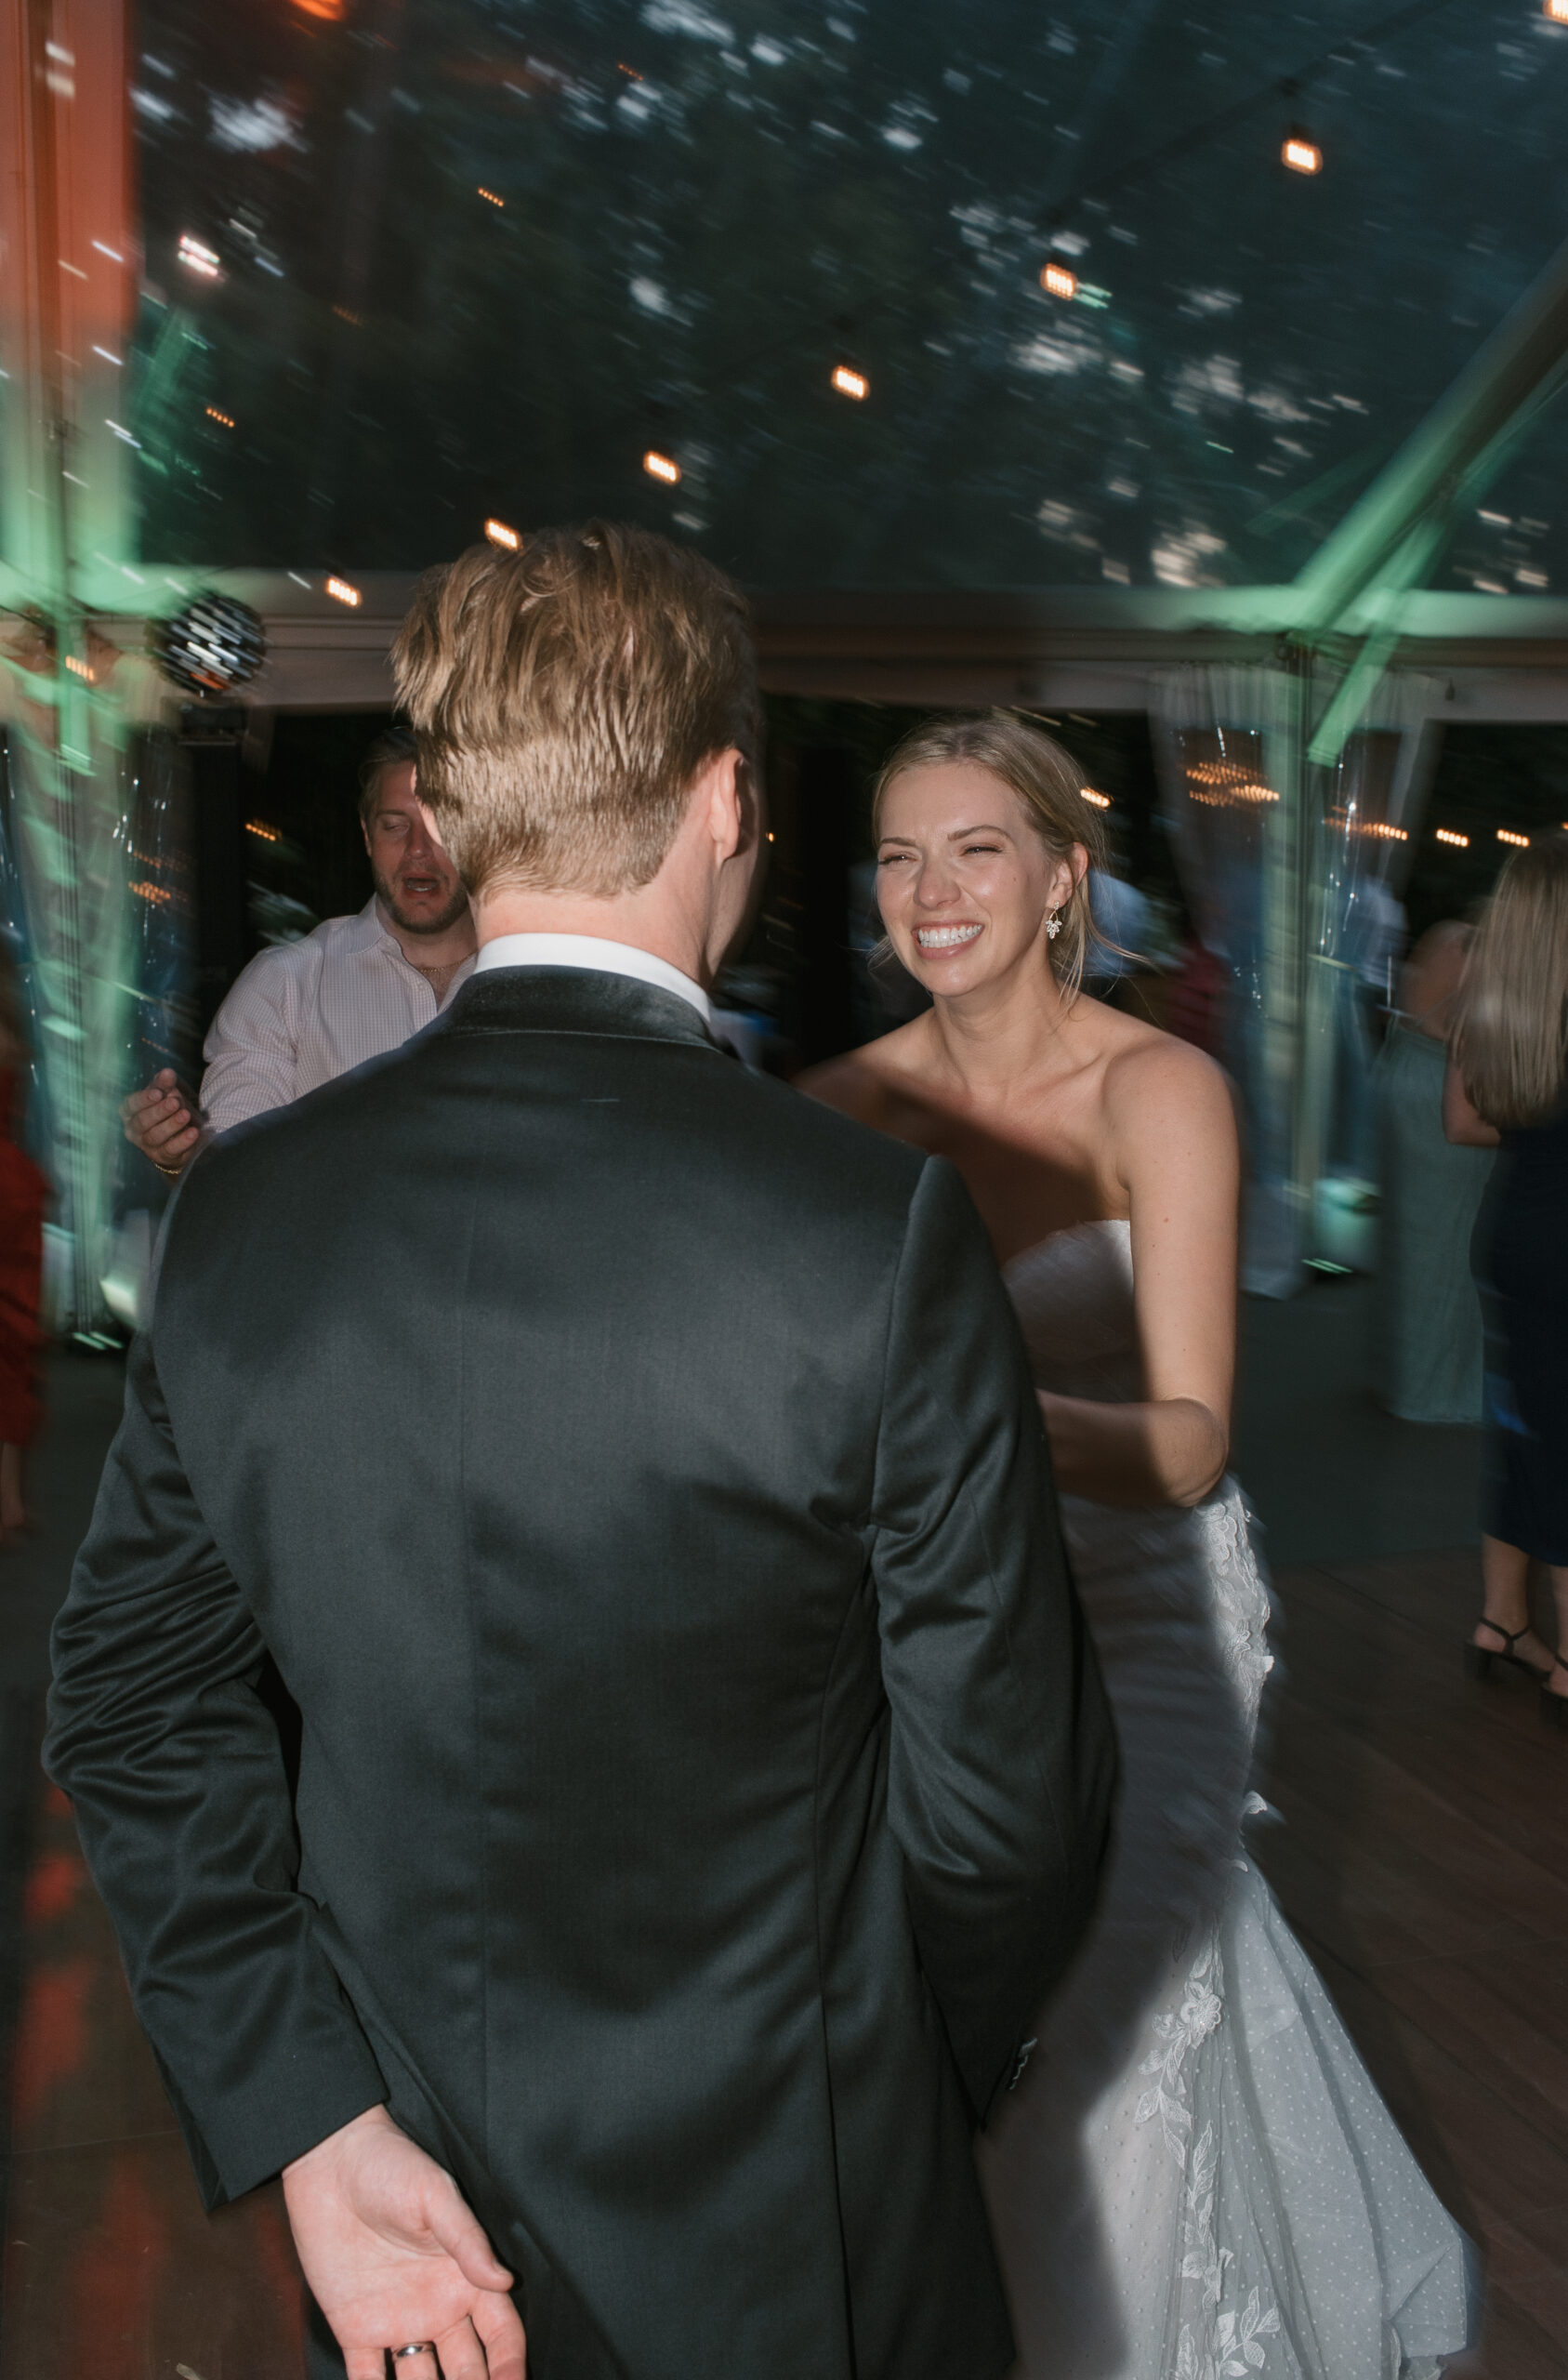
[372, 866, 469, 938]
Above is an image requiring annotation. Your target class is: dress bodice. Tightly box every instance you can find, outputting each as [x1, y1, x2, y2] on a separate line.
[1003, 1219, 1142, 1405]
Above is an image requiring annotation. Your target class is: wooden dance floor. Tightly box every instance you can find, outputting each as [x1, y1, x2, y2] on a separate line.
[1253, 1545, 1568, 2380]
[1, 1364, 1564, 2373]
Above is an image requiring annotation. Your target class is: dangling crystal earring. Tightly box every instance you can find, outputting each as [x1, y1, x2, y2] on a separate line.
[1046, 908, 1062, 941]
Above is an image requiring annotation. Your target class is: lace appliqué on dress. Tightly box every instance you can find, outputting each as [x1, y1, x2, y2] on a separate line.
[1136, 1937, 1224, 2168]
[1137, 1938, 1284, 2380]
[1194, 1495, 1274, 1733]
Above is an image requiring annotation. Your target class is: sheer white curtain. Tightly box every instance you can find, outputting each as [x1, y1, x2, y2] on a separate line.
[1152, 663, 1441, 1297]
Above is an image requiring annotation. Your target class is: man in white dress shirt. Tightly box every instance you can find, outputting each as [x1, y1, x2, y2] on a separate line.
[122, 729, 478, 1177]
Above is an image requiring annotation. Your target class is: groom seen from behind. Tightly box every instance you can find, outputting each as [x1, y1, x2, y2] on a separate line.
[46, 522, 1115, 2380]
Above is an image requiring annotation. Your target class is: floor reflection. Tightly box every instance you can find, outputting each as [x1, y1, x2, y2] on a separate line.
[3, 1754, 305, 2379]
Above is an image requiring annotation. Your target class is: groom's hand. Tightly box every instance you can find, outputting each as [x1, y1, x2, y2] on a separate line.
[283, 2106, 526, 2380]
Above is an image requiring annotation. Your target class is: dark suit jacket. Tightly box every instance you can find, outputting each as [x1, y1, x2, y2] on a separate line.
[46, 967, 1115, 2380]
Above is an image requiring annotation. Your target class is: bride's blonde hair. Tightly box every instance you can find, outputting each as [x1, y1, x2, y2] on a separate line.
[871, 710, 1108, 1003]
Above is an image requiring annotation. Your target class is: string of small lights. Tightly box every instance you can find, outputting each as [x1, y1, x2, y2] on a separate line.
[594, 0, 1477, 484]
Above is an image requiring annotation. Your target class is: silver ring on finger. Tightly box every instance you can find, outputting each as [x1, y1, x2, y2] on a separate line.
[392, 2348, 438, 2363]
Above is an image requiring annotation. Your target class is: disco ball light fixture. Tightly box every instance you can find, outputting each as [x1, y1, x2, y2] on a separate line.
[149, 593, 267, 697]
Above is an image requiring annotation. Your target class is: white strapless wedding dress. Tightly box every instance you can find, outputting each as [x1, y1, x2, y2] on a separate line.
[980, 1222, 1476, 2380]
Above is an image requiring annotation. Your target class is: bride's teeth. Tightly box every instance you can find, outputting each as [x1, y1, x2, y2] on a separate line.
[917, 925, 982, 949]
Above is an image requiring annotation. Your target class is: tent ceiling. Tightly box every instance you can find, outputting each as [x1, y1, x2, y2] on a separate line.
[77, 0, 1568, 610]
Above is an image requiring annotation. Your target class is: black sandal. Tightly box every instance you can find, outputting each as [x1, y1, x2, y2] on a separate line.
[1542, 1658, 1568, 1733]
[1465, 1617, 1553, 1683]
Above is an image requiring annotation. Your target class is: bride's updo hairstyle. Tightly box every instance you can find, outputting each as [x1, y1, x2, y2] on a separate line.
[872, 709, 1108, 1002]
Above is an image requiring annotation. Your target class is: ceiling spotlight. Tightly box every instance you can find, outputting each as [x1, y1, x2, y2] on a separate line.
[325, 575, 362, 608]
[1434, 828, 1469, 849]
[1081, 787, 1112, 810]
[1282, 129, 1322, 176]
[1040, 260, 1078, 300]
[643, 450, 681, 485]
[1547, 0, 1568, 21]
[484, 518, 520, 550]
[477, 188, 505, 207]
[1497, 827, 1529, 847]
[178, 232, 220, 279]
[831, 364, 869, 401]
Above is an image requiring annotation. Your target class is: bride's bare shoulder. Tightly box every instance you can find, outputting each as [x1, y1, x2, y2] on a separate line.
[1099, 1007, 1237, 1144]
[797, 1019, 933, 1125]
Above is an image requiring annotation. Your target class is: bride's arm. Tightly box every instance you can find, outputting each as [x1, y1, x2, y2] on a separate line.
[1038, 1041, 1238, 1508]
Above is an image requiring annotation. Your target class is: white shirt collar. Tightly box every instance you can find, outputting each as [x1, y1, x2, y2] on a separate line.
[474, 932, 713, 1027]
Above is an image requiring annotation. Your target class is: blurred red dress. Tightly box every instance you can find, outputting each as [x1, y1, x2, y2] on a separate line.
[0, 1066, 47, 1446]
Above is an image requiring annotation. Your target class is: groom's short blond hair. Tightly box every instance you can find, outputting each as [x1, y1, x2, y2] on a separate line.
[390, 522, 760, 899]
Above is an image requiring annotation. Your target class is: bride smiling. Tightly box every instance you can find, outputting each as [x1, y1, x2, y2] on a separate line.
[803, 711, 1474, 2380]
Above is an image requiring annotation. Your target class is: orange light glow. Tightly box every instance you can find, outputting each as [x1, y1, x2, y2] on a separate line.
[1547, 0, 1568, 23]
[1497, 827, 1530, 847]
[485, 518, 520, 549]
[1186, 760, 1280, 808]
[1283, 134, 1322, 176]
[1040, 260, 1078, 300]
[326, 576, 362, 608]
[246, 820, 281, 842]
[643, 450, 681, 485]
[1435, 828, 1469, 849]
[478, 188, 505, 208]
[1081, 787, 1112, 810]
[205, 406, 234, 429]
[290, 0, 345, 18]
[831, 364, 869, 401]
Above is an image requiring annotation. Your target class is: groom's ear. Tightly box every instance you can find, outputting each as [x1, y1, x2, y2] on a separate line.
[700, 747, 747, 866]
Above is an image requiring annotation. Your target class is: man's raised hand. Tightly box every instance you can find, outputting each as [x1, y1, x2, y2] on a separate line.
[282, 2107, 526, 2380]
[121, 1068, 203, 1175]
